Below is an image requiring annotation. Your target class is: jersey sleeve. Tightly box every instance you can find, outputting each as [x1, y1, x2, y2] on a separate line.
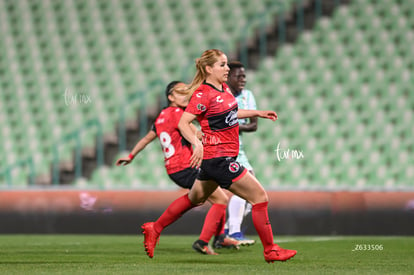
[152, 110, 163, 133]
[172, 108, 184, 129]
[246, 90, 257, 110]
[151, 123, 156, 133]
[185, 89, 209, 115]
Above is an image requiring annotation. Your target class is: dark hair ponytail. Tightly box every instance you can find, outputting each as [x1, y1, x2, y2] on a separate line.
[165, 80, 182, 103]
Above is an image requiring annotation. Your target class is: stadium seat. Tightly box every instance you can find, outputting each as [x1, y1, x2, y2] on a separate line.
[1, 0, 412, 191]
[240, 2, 414, 190]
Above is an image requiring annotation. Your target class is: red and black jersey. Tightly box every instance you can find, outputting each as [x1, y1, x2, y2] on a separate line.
[185, 82, 239, 159]
[152, 107, 192, 174]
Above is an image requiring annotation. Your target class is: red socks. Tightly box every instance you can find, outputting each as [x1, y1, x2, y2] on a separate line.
[152, 196, 226, 244]
[153, 194, 196, 234]
[152, 195, 274, 252]
[199, 204, 226, 243]
[215, 206, 226, 237]
[252, 201, 274, 252]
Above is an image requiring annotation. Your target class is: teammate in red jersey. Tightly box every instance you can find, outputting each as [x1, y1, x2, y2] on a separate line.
[116, 81, 239, 256]
[141, 49, 297, 263]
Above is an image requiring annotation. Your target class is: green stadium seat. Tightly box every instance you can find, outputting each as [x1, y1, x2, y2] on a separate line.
[1, 0, 412, 191]
[241, 0, 414, 190]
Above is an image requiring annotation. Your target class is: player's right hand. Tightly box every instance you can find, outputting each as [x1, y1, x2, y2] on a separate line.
[190, 139, 203, 168]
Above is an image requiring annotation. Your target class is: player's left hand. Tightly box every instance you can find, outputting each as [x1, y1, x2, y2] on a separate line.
[116, 157, 132, 166]
[258, 110, 278, 121]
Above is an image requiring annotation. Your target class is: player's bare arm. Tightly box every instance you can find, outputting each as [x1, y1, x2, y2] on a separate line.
[115, 130, 157, 166]
[189, 123, 203, 140]
[238, 109, 277, 121]
[239, 117, 258, 132]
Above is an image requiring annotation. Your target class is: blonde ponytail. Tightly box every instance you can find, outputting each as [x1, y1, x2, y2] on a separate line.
[178, 49, 225, 98]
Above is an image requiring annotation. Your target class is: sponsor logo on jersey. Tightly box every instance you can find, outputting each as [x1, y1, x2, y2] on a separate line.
[207, 106, 239, 131]
[202, 134, 222, 145]
[156, 118, 165, 124]
[197, 103, 206, 111]
[229, 162, 240, 173]
[225, 110, 238, 126]
[216, 96, 224, 103]
[196, 92, 203, 98]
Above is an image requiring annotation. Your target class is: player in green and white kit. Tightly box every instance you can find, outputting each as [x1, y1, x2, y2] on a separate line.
[224, 61, 257, 246]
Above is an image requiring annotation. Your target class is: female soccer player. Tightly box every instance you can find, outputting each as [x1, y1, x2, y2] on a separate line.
[116, 81, 239, 256]
[141, 49, 297, 263]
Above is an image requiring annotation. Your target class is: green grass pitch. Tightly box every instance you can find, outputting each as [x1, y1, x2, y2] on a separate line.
[0, 235, 413, 274]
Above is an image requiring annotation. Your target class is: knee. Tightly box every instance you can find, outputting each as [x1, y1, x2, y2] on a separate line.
[188, 192, 212, 205]
[251, 189, 268, 205]
[208, 194, 228, 205]
[189, 196, 206, 206]
[260, 190, 269, 203]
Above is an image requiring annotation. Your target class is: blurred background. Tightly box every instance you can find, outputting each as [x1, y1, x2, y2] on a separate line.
[0, 0, 413, 234]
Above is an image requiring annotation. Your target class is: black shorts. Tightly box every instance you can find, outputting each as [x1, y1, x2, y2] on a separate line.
[197, 156, 248, 189]
[168, 168, 199, 189]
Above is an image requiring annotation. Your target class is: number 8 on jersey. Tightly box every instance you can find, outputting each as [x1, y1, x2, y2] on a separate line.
[160, 131, 175, 159]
